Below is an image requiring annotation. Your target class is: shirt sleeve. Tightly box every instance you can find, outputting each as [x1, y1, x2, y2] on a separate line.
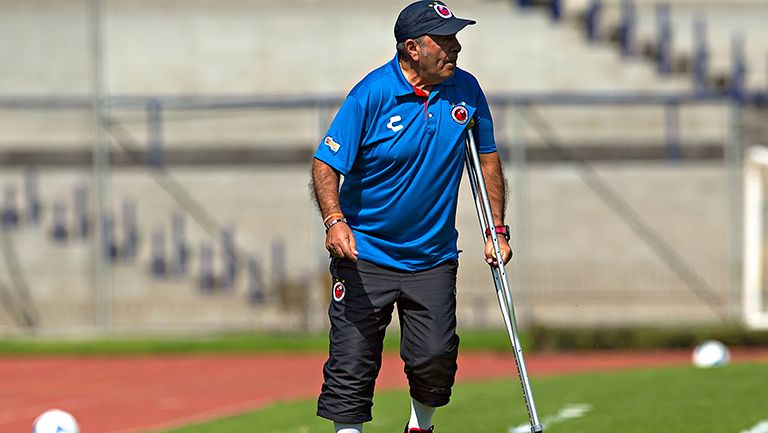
[473, 87, 497, 154]
[313, 94, 365, 176]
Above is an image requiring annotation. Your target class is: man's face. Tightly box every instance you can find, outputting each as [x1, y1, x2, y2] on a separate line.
[414, 33, 462, 84]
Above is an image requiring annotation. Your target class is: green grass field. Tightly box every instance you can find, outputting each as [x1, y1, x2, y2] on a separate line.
[0, 330, 519, 355]
[155, 363, 767, 433]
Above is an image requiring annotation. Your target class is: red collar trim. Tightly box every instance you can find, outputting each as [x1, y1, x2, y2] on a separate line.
[412, 85, 429, 98]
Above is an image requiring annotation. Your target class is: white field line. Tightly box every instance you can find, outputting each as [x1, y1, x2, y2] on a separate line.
[509, 412, 767, 433]
[508, 403, 592, 433]
[742, 421, 768, 433]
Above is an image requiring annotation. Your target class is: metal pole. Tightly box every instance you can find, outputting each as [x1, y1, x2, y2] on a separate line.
[693, 15, 709, 92]
[585, 0, 602, 43]
[308, 102, 333, 333]
[89, 0, 111, 330]
[619, 0, 636, 57]
[727, 33, 746, 322]
[656, 3, 672, 75]
[727, 97, 744, 322]
[511, 105, 531, 324]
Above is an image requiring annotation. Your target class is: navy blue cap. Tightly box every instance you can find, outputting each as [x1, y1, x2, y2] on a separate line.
[394, 1, 476, 43]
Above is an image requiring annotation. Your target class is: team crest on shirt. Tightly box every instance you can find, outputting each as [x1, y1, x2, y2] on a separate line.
[451, 105, 469, 125]
[332, 281, 346, 302]
[433, 3, 453, 18]
[324, 136, 341, 152]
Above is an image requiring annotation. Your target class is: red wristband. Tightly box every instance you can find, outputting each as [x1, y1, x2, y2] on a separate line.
[484, 225, 510, 241]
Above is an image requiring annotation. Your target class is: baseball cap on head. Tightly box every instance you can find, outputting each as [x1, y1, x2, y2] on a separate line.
[394, 1, 476, 43]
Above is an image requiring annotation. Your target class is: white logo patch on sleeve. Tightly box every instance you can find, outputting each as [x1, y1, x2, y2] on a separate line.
[324, 136, 341, 152]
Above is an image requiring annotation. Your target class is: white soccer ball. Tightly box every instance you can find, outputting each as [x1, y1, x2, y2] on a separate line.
[692, 340, 731, 368]
[32, 409, 79, 433]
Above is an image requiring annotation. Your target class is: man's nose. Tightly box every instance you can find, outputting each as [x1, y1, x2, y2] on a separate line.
[451, 38, 461, 54]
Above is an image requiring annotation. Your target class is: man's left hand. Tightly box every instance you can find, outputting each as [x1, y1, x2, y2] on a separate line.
[484, 236, 512, 267]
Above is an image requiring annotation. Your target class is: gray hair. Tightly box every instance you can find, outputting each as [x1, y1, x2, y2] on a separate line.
[396, 36, 426, 60]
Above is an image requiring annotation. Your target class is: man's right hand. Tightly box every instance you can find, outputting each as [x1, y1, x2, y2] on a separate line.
[325, 222, 359, 261]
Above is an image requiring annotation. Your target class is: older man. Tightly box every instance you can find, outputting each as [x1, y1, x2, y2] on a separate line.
[311, 2, 511, 432]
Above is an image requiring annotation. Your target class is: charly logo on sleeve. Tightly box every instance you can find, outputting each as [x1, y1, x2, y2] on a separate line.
[324, 136, 341, 152]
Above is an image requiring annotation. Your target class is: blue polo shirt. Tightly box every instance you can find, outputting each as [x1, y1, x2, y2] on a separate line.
[314, 55, 496, 271]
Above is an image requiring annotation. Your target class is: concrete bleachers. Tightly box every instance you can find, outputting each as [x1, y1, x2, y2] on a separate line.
[459, 161, 732, 327]
[0, 0, 700, 155]
[633, 4, 768, 90]
[0, 0, 691, 95]
[563, 1, 768, 90]
[0, 161, 735, 332]
[0, 167, 311, 333]
[0, 0, 752, 334]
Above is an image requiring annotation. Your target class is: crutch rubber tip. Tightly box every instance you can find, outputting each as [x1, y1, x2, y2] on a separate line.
[532, 424, 543, 433]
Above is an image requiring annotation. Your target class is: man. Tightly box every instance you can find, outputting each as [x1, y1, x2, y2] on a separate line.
[311, 2, 511, 433]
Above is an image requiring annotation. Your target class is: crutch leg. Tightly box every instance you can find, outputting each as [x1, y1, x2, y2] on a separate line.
[464, 124, 543, 433]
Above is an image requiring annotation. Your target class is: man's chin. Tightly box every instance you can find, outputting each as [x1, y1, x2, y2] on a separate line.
[431, 68, 456, 85]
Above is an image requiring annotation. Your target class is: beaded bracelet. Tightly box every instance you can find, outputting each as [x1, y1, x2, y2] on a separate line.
[322, 212, 344, 226]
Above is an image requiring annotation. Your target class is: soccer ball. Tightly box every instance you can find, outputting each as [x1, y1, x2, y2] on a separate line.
[692, 340, 730, 368]
[32, 409, 79, 433]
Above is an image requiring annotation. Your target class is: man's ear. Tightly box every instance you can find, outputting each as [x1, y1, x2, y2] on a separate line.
[405, 39, 421, 62]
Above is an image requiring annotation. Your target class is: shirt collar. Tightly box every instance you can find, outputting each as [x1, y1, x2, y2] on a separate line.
[390, 55, 416, 97]
[389, 54, 458, 97]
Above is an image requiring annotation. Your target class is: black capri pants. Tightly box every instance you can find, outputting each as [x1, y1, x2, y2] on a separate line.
[317, 258, 460, 424]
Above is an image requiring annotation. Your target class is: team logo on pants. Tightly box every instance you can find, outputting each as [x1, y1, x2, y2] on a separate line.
[451, 105, 469, 125]
[332, 281, 346, 302]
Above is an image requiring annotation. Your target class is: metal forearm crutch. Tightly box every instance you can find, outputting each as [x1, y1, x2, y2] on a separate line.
[464, 121, 543, 433]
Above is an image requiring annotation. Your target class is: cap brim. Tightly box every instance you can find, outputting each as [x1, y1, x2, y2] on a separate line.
[427, 18, 475, 36]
